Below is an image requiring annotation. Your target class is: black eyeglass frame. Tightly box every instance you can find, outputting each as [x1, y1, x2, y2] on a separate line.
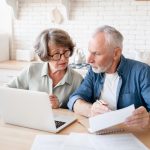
[48, 50, 71, 61]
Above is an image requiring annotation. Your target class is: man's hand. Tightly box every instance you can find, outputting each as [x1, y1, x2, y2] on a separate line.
[90, 100, 111, 117]
[49, 94, 59, 109]
[125, 106, 150, 129]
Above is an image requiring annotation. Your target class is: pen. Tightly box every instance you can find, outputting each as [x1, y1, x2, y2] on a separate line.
[96, 100, 111, 112]
[96, 100, 107, 106]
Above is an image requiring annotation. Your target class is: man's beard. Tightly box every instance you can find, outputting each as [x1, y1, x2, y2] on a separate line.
[91, 61, 113, 74]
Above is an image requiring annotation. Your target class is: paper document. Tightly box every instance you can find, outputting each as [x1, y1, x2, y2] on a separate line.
[31, 135, 67, 150]
[31, 132, 148, 150]
[89, 104, 135, 132]
[61, 133, 95, 150]
[88, 133, 149, 150]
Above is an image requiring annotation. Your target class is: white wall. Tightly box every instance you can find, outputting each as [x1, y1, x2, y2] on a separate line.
[12, 0, 150, 60]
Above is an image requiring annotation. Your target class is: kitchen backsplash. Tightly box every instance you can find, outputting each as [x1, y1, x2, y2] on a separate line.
[11, 0, 150, 60]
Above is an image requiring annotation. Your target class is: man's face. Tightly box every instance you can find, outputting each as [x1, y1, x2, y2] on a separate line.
[87, 33, 114, 73]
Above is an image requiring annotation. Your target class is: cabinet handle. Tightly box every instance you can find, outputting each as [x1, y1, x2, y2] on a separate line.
[7, 75, 14, 78]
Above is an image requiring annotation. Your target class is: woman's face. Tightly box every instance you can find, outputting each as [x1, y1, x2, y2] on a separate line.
[48, 43, 71, 72]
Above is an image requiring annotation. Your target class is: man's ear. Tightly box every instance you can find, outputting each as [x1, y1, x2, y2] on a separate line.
[113, 47, 121, 60]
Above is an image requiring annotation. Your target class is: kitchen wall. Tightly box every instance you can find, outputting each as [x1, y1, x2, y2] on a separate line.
[11, 0, 150, 60]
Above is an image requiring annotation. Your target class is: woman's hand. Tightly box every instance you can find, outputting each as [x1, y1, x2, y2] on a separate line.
[49, 94, 59, 109]
[125, 106, 150, 129]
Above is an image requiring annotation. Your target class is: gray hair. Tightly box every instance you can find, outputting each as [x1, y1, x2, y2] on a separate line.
[93, 25, 123, 50]
[34, 28, 75, 61]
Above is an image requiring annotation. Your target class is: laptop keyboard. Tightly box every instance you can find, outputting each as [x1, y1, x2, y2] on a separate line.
[55, 120, 66, 128]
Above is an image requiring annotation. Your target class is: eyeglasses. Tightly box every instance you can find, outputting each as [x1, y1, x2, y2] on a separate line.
[48, 50, 71, 61]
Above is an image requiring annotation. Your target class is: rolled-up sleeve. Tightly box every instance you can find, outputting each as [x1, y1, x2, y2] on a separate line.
[67, 95, 83, 110]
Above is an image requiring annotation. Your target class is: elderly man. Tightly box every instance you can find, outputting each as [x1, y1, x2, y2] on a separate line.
[68, 25, 150, 129]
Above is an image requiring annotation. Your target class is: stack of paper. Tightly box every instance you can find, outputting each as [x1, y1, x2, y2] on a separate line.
[61, 133, 95, 150]
[31, 133, 149, 150]
[31, 135, 67, 150]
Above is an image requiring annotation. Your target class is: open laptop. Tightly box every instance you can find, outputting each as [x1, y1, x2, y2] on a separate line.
[0, 87, 76, 133]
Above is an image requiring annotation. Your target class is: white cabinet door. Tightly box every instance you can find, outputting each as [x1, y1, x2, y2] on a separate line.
[0, 69, 21, 85]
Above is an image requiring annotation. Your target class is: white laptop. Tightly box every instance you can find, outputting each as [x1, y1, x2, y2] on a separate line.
[0, 87, 76, 133]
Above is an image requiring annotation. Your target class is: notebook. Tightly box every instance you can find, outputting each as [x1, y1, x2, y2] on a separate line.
[94, 124, 126, 135]
[88, 105, 135, 134]
[0, 86, 76, 133]
[78, 119, 126, 135]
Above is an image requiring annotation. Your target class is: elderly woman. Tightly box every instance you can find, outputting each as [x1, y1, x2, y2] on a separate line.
[7, 28, 83, 109]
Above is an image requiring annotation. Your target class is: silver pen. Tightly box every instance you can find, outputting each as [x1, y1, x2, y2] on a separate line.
[96, 100, 107, 106]
[96, 100, 111, 112]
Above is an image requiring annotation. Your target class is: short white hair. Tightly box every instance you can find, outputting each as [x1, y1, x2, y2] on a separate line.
[93, 25, 123, 50]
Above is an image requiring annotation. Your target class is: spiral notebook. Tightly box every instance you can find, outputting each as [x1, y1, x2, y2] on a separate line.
[78, 119, 126, 135]
[94, 124, 126, 135]
[78, 105, 134, 135]
[89, 105, 135, 134]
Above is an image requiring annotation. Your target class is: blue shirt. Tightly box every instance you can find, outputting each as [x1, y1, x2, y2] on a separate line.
[68, 55, 150, 112]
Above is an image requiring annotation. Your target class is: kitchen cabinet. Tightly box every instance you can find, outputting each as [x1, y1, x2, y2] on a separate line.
[0, 34, 9, 61]
[0, 69, 21, 86]
[0, 60, 30, 86]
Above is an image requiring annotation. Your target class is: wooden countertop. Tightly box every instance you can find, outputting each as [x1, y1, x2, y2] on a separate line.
[0, 60, 37, 70]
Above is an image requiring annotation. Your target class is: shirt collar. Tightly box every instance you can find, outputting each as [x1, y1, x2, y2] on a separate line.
[41, 62, 72, 86]
[56, 66, 72, 86]
[117, 55, 127, 76]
